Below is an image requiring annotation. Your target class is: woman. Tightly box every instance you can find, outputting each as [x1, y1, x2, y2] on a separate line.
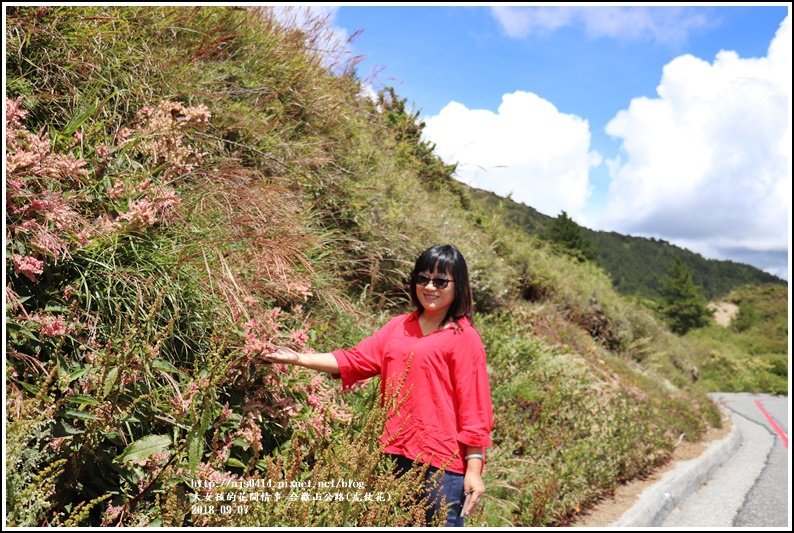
[263, 244, 494, 526]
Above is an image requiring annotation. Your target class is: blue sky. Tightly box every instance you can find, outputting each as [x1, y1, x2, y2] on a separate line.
[282, 5, 791, 280]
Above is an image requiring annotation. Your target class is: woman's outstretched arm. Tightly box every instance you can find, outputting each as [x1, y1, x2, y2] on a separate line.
[262, 346, 340, 375]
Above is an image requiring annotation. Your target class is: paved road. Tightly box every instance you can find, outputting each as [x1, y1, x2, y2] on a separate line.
[662, 393, 789, 527]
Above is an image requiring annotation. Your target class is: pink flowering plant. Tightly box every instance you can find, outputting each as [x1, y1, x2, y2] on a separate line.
[5, 93, 202, 376]
[8, 183, 348, 528]
[7, 93, 242, 526]
[5, 96, 201, 293]
[5, 93, 349, 525]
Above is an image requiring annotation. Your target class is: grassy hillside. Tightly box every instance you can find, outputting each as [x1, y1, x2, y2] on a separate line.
[585, 233, 785, 300]
[467, 188, 785, 300]
[688, 284, 788, 394]
[3, 6, 747, 527]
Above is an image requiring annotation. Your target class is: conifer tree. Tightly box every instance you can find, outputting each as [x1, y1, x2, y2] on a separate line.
[546, 211, 596, 260]
[660, 258, 712, 334]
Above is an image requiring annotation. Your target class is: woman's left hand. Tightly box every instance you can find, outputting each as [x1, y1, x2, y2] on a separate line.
[462, 471, 485, 517]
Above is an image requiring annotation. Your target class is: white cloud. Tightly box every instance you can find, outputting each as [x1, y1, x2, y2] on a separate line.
[358, 82, 378, 104]
[422, 91, 600, 219]
[491, 6, 709, 44]
[270, 6, 355, 73]
[600, 14, 791, 276]
[491, 6, 574, 38]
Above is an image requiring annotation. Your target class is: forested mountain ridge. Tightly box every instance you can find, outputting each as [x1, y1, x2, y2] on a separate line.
[466, 187, 785, 300]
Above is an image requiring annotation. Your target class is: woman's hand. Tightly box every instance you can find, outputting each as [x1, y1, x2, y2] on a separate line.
[260, 350, 340, 374]
[462, 471, 485, 517]
[262, 346, 301, 366]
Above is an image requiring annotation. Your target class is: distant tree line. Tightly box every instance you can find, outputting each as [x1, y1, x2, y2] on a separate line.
[465, 188, 784, 301]
[584, 231, 783, 300]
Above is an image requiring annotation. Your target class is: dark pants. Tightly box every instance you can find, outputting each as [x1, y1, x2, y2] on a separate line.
[389, 453, 466, 527]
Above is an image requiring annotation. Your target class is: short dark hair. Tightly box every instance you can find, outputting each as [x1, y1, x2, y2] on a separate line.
[409, 244, 473, 326]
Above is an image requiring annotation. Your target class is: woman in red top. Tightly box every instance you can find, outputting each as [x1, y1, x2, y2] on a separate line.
[263, 244, 494, 526]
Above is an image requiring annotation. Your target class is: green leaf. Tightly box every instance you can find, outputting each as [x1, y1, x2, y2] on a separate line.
[54, 418, 84, 436]
[103, 367, 119, 398]
[200, 403, 214, 432]
[65, 394, 99, 406]
[116, 434, 171, 464]
[187, 431, 204, 475]
[61, 88, 121, 137]
[153, 414, 190, 431]
[56, 354, 70, 382]
[64, 409, 101, 421]
[101, 430, 124, 445]
[225, 458, 246, 469]
[5, 321, 38, 342]
[67, 366, 91, 383]
[152, 358, 180, 373]
[17, 380, 40, 395]
[187, 403, 214, 474]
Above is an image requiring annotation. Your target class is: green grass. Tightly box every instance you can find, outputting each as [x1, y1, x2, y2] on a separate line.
[685, 284, 787, 394]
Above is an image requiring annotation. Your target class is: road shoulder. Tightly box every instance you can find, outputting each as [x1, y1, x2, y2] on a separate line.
[571, 409, 734, 527]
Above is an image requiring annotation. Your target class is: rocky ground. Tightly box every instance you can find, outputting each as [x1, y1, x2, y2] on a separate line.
[708, 301, 740, 327]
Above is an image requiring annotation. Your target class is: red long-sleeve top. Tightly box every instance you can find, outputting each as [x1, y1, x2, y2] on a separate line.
[332, 311, 494, 474]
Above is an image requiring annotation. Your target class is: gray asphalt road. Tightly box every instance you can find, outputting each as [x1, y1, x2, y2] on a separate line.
[733, 394, 788, 527]
[662, 393, 789, 527]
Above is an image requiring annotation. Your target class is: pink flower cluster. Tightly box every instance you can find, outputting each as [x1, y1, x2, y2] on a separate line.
[112, 178, 182, 231]
[131, 451, 171, 471]
[107, 180, 125, 199]
[6, 97, 26, 128]
[293, 373, 352, 439]
[28, 313, 68, 337]
[101, 502, 124, 526]
[50, 436, 68, 453]
[242, 308, 282, 359]
[24, 193, 82, 233]
[12, 253, 44, 282]
[6, 96, 210, 287]
[243, 318, 274, 358]
[130, 101, 211, 179]
[211, 434, 234, 465]
[294, 413, 331, 440]
[235, 412, 264, 455]
[194, 461, 240, 485]
[289, 328, 309, 350]
[117, 188, 180, 229]
[6, 100, 88, 183]
[171, 377, 209, 415]
[286, 279, 313, 301]
[6, 96, 95, 264]
[96, 144, 110, 158]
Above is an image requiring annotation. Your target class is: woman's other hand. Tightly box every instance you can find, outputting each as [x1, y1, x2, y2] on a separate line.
[462, 471, 485, 517]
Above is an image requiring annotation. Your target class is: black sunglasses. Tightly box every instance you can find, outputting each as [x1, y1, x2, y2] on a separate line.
[415, 274, 454, 289]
